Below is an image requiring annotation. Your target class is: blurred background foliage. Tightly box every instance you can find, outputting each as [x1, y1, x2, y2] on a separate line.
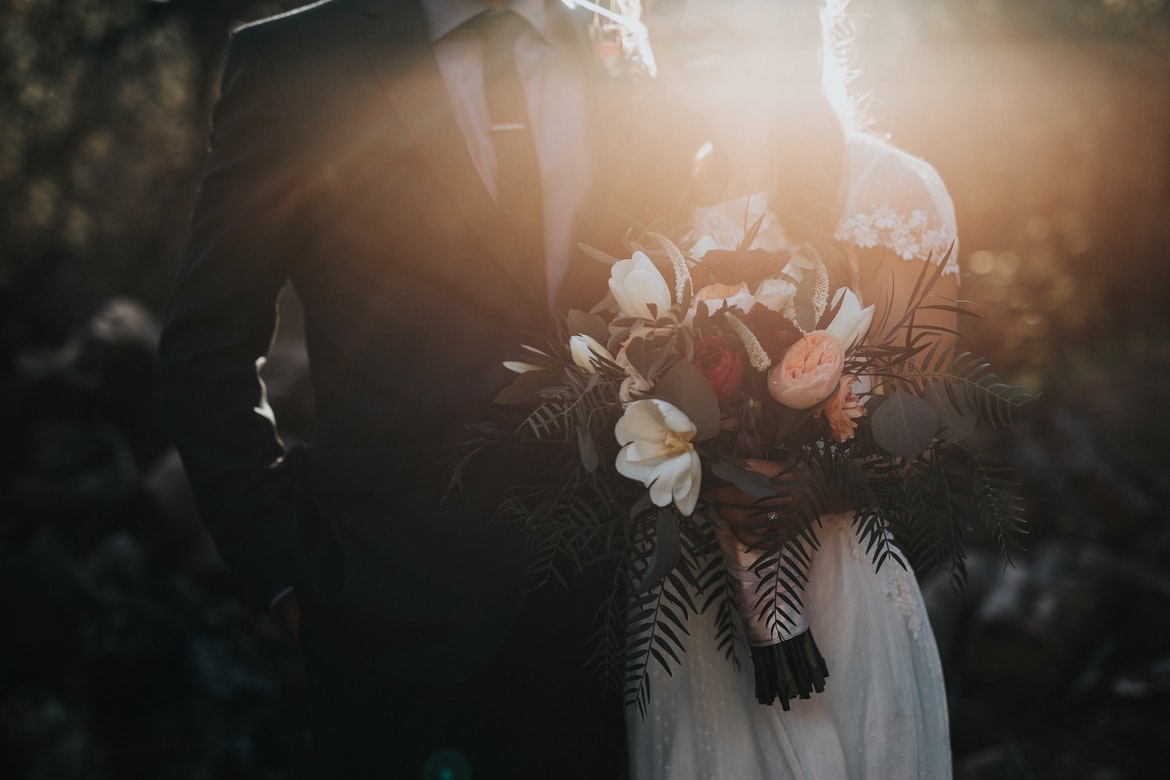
[0, 0, 297, 351]
[1, 0, 1168, 778]
[851, 0, 1170, 383]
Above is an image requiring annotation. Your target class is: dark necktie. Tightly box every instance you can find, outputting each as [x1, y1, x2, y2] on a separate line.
[475, 9, 547, 307]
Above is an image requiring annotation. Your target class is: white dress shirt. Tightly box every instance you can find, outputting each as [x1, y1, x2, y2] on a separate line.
[421, 0, 594, 302]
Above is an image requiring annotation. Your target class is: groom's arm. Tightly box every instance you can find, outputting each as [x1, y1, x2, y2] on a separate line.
[157, 25, 305, 607]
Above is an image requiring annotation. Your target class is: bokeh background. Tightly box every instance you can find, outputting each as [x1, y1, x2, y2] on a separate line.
[1, 0, 1168, 777]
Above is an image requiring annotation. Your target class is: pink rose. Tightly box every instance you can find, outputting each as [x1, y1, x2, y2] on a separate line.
[766, 331, 844, 410]
[818, 376, 867, 442]
[692, 334, 744, 402]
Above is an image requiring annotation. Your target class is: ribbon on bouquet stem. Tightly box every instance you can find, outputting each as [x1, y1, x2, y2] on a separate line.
[711, 510, 829, 709]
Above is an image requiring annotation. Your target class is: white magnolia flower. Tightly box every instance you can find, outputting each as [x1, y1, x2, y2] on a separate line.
[569, 334, 614, 373]
[609, 251, 672, 321]
[753, 276, 799, 316]
[615, 399, 702, 516]
[503, 361, 541, 374]
[825, 287, 875, 352]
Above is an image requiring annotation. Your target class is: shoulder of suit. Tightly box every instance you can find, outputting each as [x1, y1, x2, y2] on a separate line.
[233, 0, 338, 37]
[227, 0, 425, 79]
[231, 0, 416, 46]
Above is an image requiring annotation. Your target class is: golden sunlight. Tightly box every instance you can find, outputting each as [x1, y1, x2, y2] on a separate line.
[843, 0, 1170, 373]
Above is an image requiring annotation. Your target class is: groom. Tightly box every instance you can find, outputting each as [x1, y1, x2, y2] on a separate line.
[157, 0, 642, 776]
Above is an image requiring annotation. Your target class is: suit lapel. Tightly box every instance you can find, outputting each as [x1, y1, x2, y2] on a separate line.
[353, 0, 543, 310]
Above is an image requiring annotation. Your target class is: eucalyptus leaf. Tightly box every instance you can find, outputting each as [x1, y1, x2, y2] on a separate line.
[583, 368, 600, 393]
[678, 325, 695, 362]
[623, 337, 653, 378]
[655, 360, 721, 441]
[567, 309, 610, 344]
[710, 458, 778, 498]
[577, 242, 621, 267]
[923, 380, 976, 442]
[493, 367, 561, 405]
[577, 423, 599, 472]
[635, 507, 682, 592]
[630, 491, 653, 520]
[647, 336, 679, 376]
[870, 391, 939, 457]
[793, 270, 819, 332]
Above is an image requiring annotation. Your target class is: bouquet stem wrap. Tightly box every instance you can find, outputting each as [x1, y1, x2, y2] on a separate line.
[712, 513, 829, 709]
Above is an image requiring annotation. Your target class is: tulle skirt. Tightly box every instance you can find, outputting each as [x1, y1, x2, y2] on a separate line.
[626, 512, 951, 779]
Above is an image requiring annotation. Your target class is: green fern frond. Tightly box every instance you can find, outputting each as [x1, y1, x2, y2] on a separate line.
[870, 344, 1035, 428]
[904, 449, 969, 591]
[623, 571, 696, 714]
[967, 451, 1029, 565]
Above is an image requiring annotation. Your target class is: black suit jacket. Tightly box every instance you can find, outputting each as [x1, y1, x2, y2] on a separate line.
[158, 0, 644, 683]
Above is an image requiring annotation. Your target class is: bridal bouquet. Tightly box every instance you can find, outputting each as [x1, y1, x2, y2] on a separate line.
[463, 220, 1030, 712]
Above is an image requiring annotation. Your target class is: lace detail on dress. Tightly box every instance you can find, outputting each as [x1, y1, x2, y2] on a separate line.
[688, 138, 960, 278]
[844, 518, 924, 641]
[835, 206, 954, 265]
[833, 134, 960, 277]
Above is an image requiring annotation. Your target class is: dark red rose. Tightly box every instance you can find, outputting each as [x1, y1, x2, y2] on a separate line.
[740, 304, 803, 363]
[693, 334, 744, 402]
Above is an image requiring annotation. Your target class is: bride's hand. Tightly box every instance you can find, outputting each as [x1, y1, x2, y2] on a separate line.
[704, 458, 796, 548]
[704, 458, 848, 547]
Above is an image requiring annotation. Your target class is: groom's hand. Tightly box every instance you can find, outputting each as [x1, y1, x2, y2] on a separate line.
[274, 589, 301, 643]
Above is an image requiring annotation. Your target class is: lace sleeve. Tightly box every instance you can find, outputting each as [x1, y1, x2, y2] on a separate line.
[834, 135, 959, 277]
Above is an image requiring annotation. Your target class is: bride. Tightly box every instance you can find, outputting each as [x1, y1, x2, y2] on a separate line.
[626, 1, 958, 777]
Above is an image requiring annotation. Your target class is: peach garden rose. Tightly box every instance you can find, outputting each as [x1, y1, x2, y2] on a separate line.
[766, 330, 845, 410]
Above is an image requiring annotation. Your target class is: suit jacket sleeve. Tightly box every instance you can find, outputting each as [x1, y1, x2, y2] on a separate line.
[156, 26, 304, 606]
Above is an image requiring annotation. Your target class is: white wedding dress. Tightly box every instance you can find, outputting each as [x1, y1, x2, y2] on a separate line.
[626, 135, 958, 779]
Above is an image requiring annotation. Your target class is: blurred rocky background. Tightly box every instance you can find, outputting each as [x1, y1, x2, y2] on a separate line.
[1, 0, 1168, 777]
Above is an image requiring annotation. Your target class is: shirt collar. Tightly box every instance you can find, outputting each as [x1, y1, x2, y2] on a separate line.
[421, 0, 552, 44]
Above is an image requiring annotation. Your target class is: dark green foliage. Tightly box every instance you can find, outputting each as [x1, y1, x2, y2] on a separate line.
[473, 234, 1036, 711]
